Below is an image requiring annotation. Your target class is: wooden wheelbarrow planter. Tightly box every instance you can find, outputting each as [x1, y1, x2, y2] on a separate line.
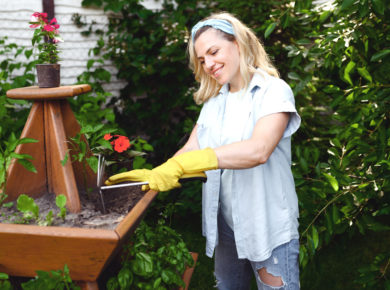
[1, 85, 198, 289]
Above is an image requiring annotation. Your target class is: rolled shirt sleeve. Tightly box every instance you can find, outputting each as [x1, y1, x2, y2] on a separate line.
[254, 78, 301, 138]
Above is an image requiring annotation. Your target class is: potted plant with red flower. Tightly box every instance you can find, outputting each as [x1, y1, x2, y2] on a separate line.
[65, 124, 153, 189]
[29, 12, 63, 88]
[99, 133, 153, 177]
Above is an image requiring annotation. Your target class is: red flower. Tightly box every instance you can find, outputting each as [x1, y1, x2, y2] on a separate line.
[113, 136, 131, 153]
[104, 133, 112, 141]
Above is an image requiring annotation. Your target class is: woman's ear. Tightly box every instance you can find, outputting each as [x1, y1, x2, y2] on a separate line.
[234, 40, 240, 55]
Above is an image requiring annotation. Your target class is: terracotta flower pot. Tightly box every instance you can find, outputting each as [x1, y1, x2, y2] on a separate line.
[36, 64, 60, 88]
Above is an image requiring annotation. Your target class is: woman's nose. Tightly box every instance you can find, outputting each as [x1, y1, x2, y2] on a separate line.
[204, 57, 214, 70]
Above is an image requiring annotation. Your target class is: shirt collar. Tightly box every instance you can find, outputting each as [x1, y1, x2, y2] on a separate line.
[218, 68, 268, 97]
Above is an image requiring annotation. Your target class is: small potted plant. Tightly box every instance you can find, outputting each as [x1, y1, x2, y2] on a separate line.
[29, 12, 63, 88]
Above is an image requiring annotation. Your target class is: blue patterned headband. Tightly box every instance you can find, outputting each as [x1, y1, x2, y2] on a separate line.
[191, 19, 235, 42]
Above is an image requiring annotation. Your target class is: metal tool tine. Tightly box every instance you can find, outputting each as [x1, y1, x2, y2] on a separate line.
[97, 154, 101, 187]
[97, 154, 107, 214]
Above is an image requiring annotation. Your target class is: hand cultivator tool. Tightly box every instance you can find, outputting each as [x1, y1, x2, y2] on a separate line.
[96, 155, 207, 213]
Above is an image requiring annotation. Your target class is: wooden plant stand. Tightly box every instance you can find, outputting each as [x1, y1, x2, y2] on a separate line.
[1, 85, 198, 289]
[5, 85, 96, 213]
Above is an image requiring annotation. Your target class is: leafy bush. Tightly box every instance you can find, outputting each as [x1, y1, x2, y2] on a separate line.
[106, 220, 194, 289]
[21, 265, 80, 290]
[0, 36, 35, 136]
[75, 0, 389, 287]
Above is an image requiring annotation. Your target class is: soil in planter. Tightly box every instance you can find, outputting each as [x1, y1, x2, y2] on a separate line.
[0, 186, 145, 230]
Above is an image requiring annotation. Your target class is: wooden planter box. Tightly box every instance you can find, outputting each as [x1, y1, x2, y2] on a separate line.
[0, 189, 159, 289]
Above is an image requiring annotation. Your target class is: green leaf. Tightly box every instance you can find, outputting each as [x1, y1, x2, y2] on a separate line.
[332, 205, 341, 224]
[17, 194, 39, 218]
[357, 67, 372, 83]
[10, 152, 32, 160]
[131, 252, 154, 277]
[288, 72, 301, 81]
[118, 267, 133, 289]
[87, 59, 95, 70]
[323, 173, 339, 191]
[341, 0, 355, 10]
[86, 156, 98, 173]
[17, 159, 37, 173]
[312, 226, 319, 249]
[299, 245, 309, 268]
[370, 49, 390, 62]
[264, 22, 277, 39]
[56, 194, 67, 208]
[371, 0, 385, 15]
[132, 156, 146, 169]
[97, 139, 113, 150]
[106, 277, 120, 290]
[153, 277, 162, 288]
[143, 144, 154, 152]
[161, 269, 178, 284]
[343, 61, 356, 86]
[18, 138, 38, 145]
[280, 11, 290, 28]
[325, 211, 334, 235]
[61, 152, 69, 166]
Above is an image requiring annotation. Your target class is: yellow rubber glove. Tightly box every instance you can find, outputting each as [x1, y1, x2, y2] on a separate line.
[104, 169, 151, 186]
[105, 148, 218, 191]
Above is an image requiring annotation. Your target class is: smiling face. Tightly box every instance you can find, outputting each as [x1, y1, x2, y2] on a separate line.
[194, 28, 243, 92]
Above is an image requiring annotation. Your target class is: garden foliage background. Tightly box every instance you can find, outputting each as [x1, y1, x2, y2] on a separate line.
[0, 0, 389, 288]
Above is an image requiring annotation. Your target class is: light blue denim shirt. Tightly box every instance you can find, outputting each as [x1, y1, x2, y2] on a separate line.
[196, 69, 301, 261]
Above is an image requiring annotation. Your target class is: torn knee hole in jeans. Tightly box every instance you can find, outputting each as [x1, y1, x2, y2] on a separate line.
[257, 267, 285, 288]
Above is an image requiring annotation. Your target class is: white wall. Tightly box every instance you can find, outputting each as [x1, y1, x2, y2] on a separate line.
[0, 0, 162, 96]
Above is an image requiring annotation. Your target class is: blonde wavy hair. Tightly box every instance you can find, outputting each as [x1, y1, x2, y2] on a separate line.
[188, 12, 279, 104]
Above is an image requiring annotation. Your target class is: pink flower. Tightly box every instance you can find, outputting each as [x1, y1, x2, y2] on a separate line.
[43, 24, 55, 32]
[104, 134, 112, 140]
[29, 24, 40, 28]
[113, 136, 131, 153]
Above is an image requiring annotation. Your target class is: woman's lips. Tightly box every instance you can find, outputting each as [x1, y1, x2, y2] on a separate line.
[212, 65, 223, 78]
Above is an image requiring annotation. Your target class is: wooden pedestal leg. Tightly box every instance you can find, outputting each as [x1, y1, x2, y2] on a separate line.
[60, 101, 97, 190]
[45, 100, 80, 213]
[5, 102, 47, 200]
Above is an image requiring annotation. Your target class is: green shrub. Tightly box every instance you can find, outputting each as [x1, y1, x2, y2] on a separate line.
[106, 220, 194, 289]
[76, 1, 390, 287]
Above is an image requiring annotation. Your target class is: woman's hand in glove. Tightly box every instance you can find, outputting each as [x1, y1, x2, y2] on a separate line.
[105, 147, 218, 192]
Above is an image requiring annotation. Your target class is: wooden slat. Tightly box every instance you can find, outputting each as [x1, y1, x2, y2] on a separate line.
[0, 223, 118, 281]
[115, 189, 158, 241]
[61, 101, 97, 190]
[6, 85, 91, 100]
[78, 281, 99, 290]
[179, 252, 199, 290]
[45, 100, 80, 212]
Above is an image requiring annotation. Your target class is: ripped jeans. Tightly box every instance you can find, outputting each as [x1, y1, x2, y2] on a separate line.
[214, 213, 300, 290]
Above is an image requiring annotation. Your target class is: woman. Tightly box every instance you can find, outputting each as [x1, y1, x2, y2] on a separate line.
[106, 12, 301, 289]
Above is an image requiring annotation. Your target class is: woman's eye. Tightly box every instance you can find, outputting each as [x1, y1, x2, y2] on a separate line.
[211, 50, 218, 55]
